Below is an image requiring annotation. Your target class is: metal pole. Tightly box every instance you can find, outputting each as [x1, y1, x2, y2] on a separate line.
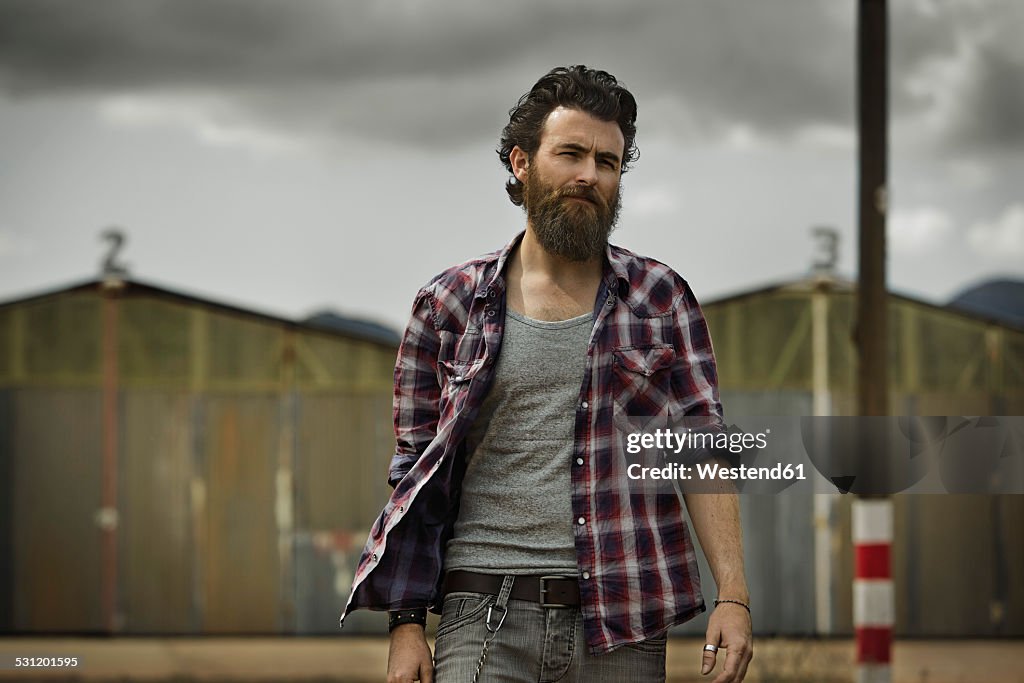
[277, 329, 297, 632]
[856, 0, 889, 419]
[812, 278, 835, 635]
[855, 1, 891, 681]
[99, 277, 124, 632]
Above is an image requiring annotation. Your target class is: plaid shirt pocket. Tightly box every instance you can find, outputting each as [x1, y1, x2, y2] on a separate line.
[612, 344, 675, 432]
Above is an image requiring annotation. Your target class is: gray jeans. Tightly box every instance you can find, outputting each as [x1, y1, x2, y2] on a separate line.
[432, 588, 667, 683]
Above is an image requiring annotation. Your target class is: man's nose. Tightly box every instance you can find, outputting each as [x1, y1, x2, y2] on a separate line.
[574, 157, 599, 185]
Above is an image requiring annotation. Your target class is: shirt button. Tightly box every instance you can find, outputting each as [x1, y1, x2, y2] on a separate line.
[577, 517, 586, 526]
[576, 458, 584, 466]
[606, 297, 614, 307]
[582, 571, 591, 580]
[455, 375, 463, 382]
[487, 309, 496, 317]
[581, 401, 589, 409]
[488, 290, 496, 298]
[371, 553, 378, 562]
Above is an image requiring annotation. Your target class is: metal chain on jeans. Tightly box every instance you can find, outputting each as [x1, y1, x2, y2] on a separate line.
[471, 575, 515, 683]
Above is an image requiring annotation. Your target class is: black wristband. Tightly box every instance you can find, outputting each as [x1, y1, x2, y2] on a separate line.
[388, 608, 428, 632]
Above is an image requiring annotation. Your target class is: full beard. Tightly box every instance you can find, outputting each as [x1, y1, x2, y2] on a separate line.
[524, 166, 622, 262]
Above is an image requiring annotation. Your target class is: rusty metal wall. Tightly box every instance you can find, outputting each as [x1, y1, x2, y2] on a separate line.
[119, 390, 194, 632]
[904, 494, 1024, 635]
[201, 395, 281, 633]
[703, 289, 1024, 402]
[1, 285, 401, 636]
[293, 390, 393, 634]
[12, 388, 104, 631]
[702, 294, 813, 391]
[22, 294, 102, 382]
[119, 297, 191, 384]
[206, 313, 282, 388]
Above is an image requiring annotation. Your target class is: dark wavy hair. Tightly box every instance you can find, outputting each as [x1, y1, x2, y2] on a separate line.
[498, 65, 639, 206]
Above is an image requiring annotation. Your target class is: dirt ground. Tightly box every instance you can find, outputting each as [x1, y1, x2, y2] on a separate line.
[0, 636, 1022, 682]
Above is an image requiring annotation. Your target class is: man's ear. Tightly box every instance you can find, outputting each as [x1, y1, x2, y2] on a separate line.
[510, 146, 529, 183]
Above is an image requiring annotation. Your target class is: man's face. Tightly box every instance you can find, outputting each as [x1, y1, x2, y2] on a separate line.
[521, 107, 624, 262]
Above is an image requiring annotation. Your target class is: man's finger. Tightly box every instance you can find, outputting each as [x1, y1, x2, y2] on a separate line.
[421, 659, 434, 683]
[714, 642, 753, 683]
[701, 645, 719, 675]
[736, 644, 753, 682]
[711, 646, 741, 683]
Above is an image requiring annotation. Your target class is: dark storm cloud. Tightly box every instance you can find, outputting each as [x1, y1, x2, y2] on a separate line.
[890, 0, 1024, 150]
[0, 0, 643, 145]
[0, 0, 1020, 150]
[944, 41, 1024, 150]
[0, 0, 637, 89]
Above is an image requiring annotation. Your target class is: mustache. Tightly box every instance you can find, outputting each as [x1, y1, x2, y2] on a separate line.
[558, 185, 604, 206]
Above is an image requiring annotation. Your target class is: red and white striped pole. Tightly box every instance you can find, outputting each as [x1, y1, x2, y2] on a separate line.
[853, 498, 893, 683]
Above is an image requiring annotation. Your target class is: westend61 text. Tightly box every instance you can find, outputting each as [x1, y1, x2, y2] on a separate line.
[627, 462, 807, 481]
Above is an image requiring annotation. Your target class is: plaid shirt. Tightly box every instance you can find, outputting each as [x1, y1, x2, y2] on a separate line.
[340, 231, 724, 654]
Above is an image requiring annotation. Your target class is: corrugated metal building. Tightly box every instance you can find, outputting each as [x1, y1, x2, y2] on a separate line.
[676, 275, 1024, 638]
[0, 277, 397, 635]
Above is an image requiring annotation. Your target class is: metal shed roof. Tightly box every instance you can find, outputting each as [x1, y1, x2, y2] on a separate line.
[0, 276, 401, 348]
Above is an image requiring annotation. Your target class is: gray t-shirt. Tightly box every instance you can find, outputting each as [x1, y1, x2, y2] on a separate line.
[444, 308, 593, 575]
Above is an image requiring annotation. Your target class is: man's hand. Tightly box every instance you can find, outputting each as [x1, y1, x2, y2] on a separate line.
[387, 623, 433, 683]
[700, 602, 753, 682]
[683, 484, 752, 681]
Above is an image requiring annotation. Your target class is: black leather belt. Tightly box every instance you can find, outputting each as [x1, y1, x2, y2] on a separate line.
[443, 570, 581, 607]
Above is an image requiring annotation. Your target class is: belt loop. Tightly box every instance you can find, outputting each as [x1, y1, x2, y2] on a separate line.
[485, 575, 515, 633]
[496, 575, 515, 610]
[475, 575, 515, 683]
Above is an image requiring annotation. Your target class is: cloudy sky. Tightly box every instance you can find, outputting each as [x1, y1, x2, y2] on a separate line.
[1, 0, 1022, 331]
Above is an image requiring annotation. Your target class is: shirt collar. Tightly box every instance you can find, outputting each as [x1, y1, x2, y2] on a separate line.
[476, 230, 631, 300]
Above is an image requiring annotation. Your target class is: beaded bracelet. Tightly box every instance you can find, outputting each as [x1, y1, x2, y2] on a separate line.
[714, 598, 751, 614]
[388, 608, 428, 632]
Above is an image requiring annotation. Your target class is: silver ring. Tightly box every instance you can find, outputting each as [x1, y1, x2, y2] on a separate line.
[703, 644, 719, 653]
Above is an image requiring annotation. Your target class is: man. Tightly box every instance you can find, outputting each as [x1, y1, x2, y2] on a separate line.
[341, 65, 753, 683]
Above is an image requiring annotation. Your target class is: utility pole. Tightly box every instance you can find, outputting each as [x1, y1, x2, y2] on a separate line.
[853, 1, 892, 682]
[856, 3, 889, 417]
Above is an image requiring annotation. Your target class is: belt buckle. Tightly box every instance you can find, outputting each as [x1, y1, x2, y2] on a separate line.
[539, 576, 571, 608]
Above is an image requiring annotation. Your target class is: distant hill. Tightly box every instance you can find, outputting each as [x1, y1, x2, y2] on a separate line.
[947, 279, 1024, 328]
[303, 310, 402, 345]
